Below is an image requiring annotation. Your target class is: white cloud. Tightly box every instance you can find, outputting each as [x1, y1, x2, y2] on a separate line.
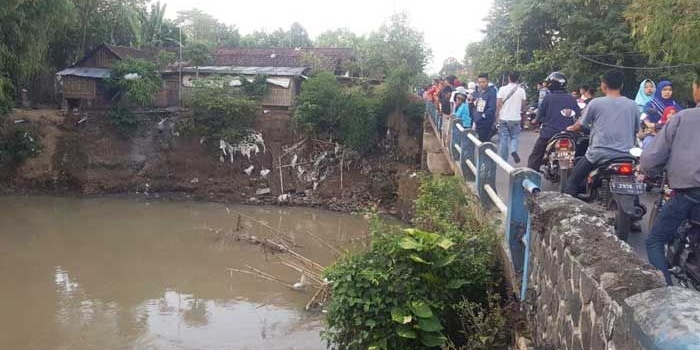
[160, 0, 493, 73]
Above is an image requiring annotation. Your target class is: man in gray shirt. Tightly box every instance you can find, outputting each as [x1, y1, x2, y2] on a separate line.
[564, 70, 640, 196]
[641, 75, 700, 285]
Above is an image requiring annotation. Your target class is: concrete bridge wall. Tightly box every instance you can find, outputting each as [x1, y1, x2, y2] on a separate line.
[526, 192, 700, 350]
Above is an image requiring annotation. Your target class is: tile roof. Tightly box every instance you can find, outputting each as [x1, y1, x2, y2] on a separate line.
[212, 47, 353, 70]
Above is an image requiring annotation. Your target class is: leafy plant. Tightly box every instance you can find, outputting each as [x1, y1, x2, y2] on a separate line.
[239, 74, 269, 99]
[0, 127, 40, 169]
[445, 296, 510, 350]
[106, 58, 162, 107]
[322, 176, 499, 350]
[0, 76, 14, 116]
[107, 106, 139, 137]
[190, 76, 258, 145]
[293, 71, 342, 135]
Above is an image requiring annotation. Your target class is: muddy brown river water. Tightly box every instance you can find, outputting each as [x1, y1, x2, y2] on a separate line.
[0, 195, 368, 350]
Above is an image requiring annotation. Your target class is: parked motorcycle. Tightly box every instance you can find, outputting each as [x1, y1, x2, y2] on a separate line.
[646, 172, 700, 290]
[576, 148, 646, 241]
[541, 131, 587, 193]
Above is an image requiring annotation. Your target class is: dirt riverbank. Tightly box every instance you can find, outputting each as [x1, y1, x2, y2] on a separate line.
[1, 108, 423, 214]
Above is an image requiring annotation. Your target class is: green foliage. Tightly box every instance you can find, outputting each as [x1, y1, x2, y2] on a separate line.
[293, 72, 342, 135]
[190, 77, 258, 145]
[157, 49, 176, 68]
[626, 0, 700, 65]
[0, 76, 14, 116]
[465, 0, 659, 96]
[444, 296, 510, 350]
[106, 58, 162, 107]
[294, 72, 383, 153]
[323, 176, 499, 350]
[239, 74, 269, 99]
[184, 42, 212, 68]
[337, 90, 379, 153]
[0, 127, 40, 169]
[107, 106, 139, 137]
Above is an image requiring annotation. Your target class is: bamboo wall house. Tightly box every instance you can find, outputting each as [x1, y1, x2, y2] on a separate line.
[56, 45, 354, 110]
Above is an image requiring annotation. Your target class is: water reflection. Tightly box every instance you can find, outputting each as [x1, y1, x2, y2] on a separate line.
[0, 195, 367, 350]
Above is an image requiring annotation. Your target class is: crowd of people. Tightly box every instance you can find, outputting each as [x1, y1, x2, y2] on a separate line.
[421, 69, 700, 286]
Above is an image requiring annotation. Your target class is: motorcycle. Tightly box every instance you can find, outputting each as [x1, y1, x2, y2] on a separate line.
[647, 172, 700, 290]
[576, 148, 646, 241]
[541, 131, 588, 193]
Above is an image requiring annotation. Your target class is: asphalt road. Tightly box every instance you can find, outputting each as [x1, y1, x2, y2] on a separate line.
[492, 130, 655, 261]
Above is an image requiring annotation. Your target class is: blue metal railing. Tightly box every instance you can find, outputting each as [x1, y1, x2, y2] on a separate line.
[425, 102, 541, 302]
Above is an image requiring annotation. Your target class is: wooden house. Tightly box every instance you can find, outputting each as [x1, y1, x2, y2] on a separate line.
[56, 44, 170, 109]
[57, 45, 354, 110]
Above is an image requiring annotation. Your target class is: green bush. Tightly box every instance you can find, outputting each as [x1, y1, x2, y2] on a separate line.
[107, 106, 140, 137]
[0, 127, 40, 168]
[323, 176, 498, 350]
[293, 72, 341, 135]
[106, 58, 162, 107]
[294, 72, 383, 153]
[0, 76, 14, 116]
[337, 90, 379, 153]
[240, 74, 269, 99]
[191, 77, 258, 145]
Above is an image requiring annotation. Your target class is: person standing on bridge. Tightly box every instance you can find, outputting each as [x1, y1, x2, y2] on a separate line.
[453, 91, 472, 128]
[496, 71, 527, 163]
[527, 72, 581, 171]
[473, 73, 497, 142]
[641, 75, 700, 286]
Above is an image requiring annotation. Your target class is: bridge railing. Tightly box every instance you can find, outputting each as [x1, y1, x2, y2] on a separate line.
[426, 101, 541, 301]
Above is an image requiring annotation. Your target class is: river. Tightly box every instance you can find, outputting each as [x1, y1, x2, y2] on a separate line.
[0, 195, 368, 350]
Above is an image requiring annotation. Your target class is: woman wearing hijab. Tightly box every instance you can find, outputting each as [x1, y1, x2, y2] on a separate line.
[635, 79, 655, 113]
[644, 80, 682, 117]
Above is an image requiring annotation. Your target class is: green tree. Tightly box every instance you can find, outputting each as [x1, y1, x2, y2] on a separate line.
[184, 42, 212, 79]
[314, 28, 362, 48]
[106, 58, 162, 106]
[176, 8, 239, 46]
[626, 0, 700, 64]
[190, 76, 258, 145]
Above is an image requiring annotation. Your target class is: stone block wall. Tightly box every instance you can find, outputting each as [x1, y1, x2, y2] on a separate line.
[526, 192, 671, 350]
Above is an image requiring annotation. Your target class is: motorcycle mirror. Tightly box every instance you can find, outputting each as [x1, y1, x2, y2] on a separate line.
[629, 147, 643, 158]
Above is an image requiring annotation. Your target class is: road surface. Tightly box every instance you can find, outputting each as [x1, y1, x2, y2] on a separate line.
[492, 130, 655, 261]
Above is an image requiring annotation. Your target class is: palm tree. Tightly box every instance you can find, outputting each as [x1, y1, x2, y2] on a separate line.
[140, 1, 167, 47]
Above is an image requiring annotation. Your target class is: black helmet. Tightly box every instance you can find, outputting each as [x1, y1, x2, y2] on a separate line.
[546, 72, 567, 91]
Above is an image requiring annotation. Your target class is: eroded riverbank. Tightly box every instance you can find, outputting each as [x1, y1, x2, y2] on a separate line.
[0, 195, 369, 350]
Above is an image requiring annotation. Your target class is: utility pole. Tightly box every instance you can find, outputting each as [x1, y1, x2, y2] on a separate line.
[516, 34, 520, 70]
[178, 26, 183, 107]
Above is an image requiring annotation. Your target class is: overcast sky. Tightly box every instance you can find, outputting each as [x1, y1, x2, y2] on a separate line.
[161, 0, 494, 73]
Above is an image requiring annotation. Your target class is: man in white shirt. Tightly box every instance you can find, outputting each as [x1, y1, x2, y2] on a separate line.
[496, 71, 527, 163]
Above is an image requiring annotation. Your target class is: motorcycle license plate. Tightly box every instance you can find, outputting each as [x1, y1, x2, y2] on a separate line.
[610, 178, 645, 195]
[551, 151, 574, 161]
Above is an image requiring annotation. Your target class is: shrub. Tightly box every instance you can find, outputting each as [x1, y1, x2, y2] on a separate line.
[0, 76, 14, 116]
[191, 77, 258, 145]
[0, 127, 40, 168]
[106, 58, 162, 107]
[294, 72, 383, 153]
[293, 72, 341, 135]
[337, 90, 379, 153]
[322, 176, 498, 350]
[240, 74, 269, 99]
[107, 106, 139, 137]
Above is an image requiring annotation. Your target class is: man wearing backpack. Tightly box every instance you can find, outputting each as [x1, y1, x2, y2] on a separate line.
[496, 71, 527, 163]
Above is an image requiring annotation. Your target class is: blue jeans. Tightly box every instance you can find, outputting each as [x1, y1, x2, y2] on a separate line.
[646, 190, 700, 285]
[498, 120, 521, 160]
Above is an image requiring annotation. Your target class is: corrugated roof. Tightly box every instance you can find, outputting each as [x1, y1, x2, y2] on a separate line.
[181, 66, 309, 77]
[56, 67, 111, 78]
[212, 47, 353, 70]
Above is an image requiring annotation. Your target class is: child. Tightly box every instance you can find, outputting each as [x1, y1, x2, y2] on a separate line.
[453, 92, 472, 128]
[660, 106, 677, 124]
